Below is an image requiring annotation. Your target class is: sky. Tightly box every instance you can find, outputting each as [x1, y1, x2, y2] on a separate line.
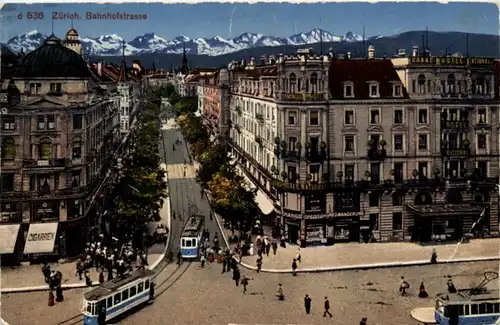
[0, 2, 498, 42]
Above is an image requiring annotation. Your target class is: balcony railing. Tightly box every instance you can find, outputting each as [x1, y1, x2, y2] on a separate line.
[441, 120, 469, 130]
[441, 147, 471, 157]
[23, 158, 67, 168]
[278, 93, 325, 101]
[306, 150, 327, 162]
[367, 147, 387, 159]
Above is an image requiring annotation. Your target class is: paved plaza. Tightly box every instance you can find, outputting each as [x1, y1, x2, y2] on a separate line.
[2, 260, 497, 325]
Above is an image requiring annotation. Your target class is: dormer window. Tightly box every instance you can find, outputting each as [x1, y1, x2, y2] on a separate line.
[369, 82, 380, 98]
[344, 82, 354, 98]
[393, 84, 402, 97]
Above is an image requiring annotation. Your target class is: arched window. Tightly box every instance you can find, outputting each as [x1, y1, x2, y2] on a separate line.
[1, 137, 16, 160]
[447, 74, 456, 93]
[72, 137, 82, 159]
[417, 74, 426, 94]
[39, 138, 52, 160]
[310, 73, 318, 94]
[289, 73, 297, 93]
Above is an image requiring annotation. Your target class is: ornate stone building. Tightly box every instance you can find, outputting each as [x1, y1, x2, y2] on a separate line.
[0, 29, 121, 263]
[225, 47, 499, 247]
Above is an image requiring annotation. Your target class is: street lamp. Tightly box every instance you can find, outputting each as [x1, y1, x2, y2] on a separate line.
[0, 107, 9, 226]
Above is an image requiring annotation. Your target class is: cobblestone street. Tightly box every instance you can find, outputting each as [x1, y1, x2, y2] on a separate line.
[2, 260, 498, 325]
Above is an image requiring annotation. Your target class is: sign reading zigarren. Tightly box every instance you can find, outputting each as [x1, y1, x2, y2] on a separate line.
[28, 232, 55, 242]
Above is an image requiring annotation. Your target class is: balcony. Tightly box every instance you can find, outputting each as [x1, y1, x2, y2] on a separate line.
[441, 120, 469, 130]
[22, 158, 67, 168]
[278, 93, 325, 101]
[441, 147, 471, 157]
[306, 149, 327, 163]
[367, 147, 387, 159]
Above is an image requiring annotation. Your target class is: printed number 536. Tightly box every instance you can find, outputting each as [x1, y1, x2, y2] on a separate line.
[27, 12, 44, 19]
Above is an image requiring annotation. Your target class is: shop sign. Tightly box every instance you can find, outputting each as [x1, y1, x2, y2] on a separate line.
[28, 232, 55, 242]
[333, 212, 359, 218]
[37, 202, 53, 214]
[409, 56, 494, 66]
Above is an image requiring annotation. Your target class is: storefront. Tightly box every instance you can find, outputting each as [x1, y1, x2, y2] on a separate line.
[0, 224, 22, 265]
[23, 222, 59, 262]
[32, 201, 60, 222]
[305, 219, 334, 246]
[62, 218, 88, 258]
[333, 189, 361, 243]
[333, 216, 360, 242]
[1, 202, 21, 223]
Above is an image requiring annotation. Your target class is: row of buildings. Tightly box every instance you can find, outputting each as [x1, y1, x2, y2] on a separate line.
[0, 28, 146, 263]
[172, 45, 500, 247]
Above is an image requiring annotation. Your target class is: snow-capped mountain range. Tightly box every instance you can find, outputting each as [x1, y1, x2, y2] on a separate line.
[6, 28, 383, 57]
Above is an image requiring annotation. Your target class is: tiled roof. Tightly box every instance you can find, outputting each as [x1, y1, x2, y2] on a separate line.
[240, 66, 278, 79]
[328, 59, 409, 99]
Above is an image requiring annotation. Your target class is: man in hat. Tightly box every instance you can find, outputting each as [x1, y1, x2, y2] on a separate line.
[360, 317, 367, 325]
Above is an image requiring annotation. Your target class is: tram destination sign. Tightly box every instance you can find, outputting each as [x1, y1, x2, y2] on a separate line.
[409, 57, 494, 65]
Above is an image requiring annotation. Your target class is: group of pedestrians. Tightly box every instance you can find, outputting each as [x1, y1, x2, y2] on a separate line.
[41, 261, 64, 305]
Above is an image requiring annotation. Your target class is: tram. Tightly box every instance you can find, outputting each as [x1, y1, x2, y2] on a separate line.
[434, 272, 500, 325]
[82, 269, 156, 325]
[180, 214, 205, 258]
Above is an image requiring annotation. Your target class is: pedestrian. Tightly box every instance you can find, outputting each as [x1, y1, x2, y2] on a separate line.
[233, 267, 241, 286]
[323, 296, 332, 317]
[241, 276, 250, 294]
[399, 276, 409, 296]
[55, 285, 64, 302]
[99, 268, 105, 284]
[360, 317, 368, 325]
[277, 283, 284, 300]
[173, 211, 176, 220]
[177, 251, 182, 265]
[419, 282, 429, 298]
[292, 259, 298, 276]
[84, 271, 92, 287]
[256, 256, 262, 273]
[271, 239, 278, 255]
[447, 276, 457, 293]
[295, 248, 301, 263]
[430, 249, 438, 264]
[222, 255, 227, 273]
[304, 294, 312, 314]
[200, 255, 206, 268]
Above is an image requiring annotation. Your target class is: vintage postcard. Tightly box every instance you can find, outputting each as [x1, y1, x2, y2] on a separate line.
[0, 2, 499, 325]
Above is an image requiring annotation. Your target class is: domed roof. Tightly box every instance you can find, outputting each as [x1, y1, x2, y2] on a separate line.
[66, 28, 79, 37]
[13, 34, 92, 79]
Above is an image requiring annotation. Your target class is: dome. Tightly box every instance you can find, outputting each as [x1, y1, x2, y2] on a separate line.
[66, 28, 79, 37]
[13, 34, 91, 79]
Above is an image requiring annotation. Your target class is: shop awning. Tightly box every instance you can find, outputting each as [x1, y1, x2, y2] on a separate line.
[23, 223, 58, 254]
[0, 224, 21, 254]
[255, 190, 275, 215]
[407, 203, 484, 217]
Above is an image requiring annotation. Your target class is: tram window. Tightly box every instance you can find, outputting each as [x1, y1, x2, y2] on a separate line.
[86, 302, 92, 313]
[122, 289, 129, 301]
[114, 293, 121, 305]
[494, 303, 500, 313]
[186, 240, 192, 247]
[138, 283, 144, 293]
[181, 239, 185, 247]
[145, 280, 150, 289]
[471, 304, 478, 315]
[478, 303, 486, 314]
[464, 305, 470, 315]
[107, 297, 113, 309]
[457, 305, 464, 316]
[191, 239, 196, 246]
[486, 303, 495, 314]
[130, 286, 137, 297]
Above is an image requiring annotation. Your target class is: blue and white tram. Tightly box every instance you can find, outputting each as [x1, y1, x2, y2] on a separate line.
[82, 269, 156, 325]
[180, 214, 205, 258]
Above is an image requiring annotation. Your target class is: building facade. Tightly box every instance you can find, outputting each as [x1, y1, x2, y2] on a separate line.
[0, 29, 122, 263]
[225, 47, 499, 247]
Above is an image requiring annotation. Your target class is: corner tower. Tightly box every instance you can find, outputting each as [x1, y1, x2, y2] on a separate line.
[62, 26, 83, 56]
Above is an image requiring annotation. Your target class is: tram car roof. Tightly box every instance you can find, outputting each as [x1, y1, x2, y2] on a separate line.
[182, 215, 205, 236]
[84, 269, 155, 301]
[438, 289, 499, 303]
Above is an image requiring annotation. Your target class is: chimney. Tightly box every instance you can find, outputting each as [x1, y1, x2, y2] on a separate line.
[97, 62, 103, 76]
[249, 57, 255, 66]
[259, 55, 266, 66]
[398, 49, 406, 57]
[412, 46, 418, 57]
[368, 45, 375, 59]
[347, 52, 351, 59]
[268, 55, 276, 65]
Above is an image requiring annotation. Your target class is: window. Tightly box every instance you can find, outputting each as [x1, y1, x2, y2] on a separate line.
[289, 73, 297, 93]
[309, 164, 320, 183]
[344, 135, 354, 152]
[418, 109, 428, 124]
[392, 212, 403, 230]
[287, 166, 297, 182]
[107, 297, 113, 309]
[393, 84, 402, 97]
[369, 192, 379, 207]
[344, 164, 354, 182]
[47, 115, 55, 130]
[309, 111, 319, 126]
[310, 73, 318, 93]
[122, 288, 129, 301]
[49, 83, 62, 94]
[2, 116, 16, 131]
[417, 74, 426, 94]
[287, 111, 297, 125]
[418, 162, 428, 179]
[344, 110, 354, 125]
[393, 163, 404, 183]
[477, 108, 487, 124]
[39, 138, 52, 160]
[72, 138, 82, 159]
[477, 161, 488, 178]
[114, 293, 121, 305]
[447, 74, 455, 93]
[344, 83, 353, 97]
[369, 84, 379, 97]
[394, 135, 403, 151]
[130, 286, 137, 297]
[138, 283, 144, 293]
[185, 239, 192, 247]
[370, 109, 380, 124]
[394, 109, 403, 124]
[36, 116, 46, 130]
[1, 137, 16, 160]
[71, 170, 81, 188]
[73, 114, 83, 130]
[29, 83, 41, 95]
[369, 214, 379, 231]
[288, 137, 297, 152]
[392, 193, 403, 206]
[418, 134, 428, 150]
[145, 280, 150, 289]
[477, 134, 487, 150]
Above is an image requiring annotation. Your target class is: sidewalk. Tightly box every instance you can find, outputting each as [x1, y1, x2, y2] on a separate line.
[216, 220, 500, 273]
